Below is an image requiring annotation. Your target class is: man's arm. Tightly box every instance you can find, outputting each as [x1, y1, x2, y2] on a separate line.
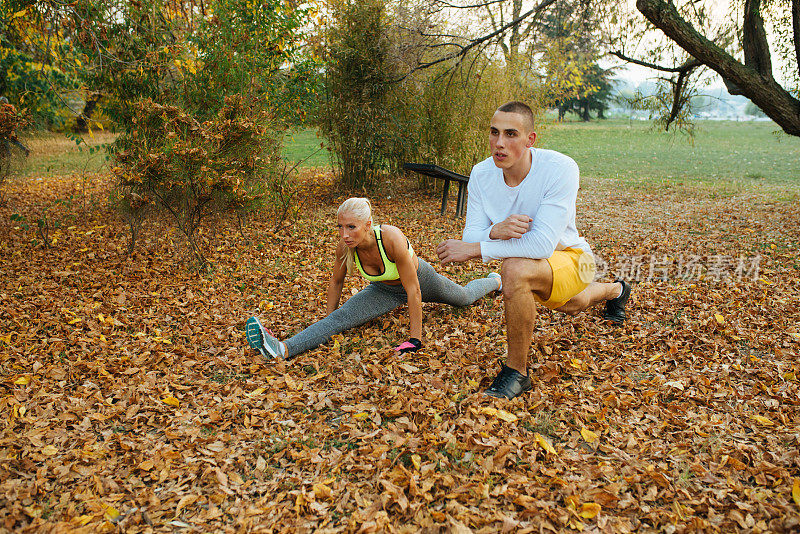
[480, 163, 579, 261]
[461, 169, 493, 243]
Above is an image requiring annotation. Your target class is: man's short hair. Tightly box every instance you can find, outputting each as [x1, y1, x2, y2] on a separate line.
[497, 101, 535, 131]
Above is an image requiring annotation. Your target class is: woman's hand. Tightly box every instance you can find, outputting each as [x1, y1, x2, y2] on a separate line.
[394, 338, 422, 354]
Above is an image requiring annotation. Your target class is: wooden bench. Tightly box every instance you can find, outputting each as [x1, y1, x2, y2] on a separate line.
[403, 163, 469, 217]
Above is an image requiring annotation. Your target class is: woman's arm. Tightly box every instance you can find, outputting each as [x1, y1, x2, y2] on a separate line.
[326, 241, 348, 315]
[383, 226, 422, 340]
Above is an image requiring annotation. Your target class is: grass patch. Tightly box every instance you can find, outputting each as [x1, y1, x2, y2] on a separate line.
[282, 128, 329, 168]
[14, 120, 799, 195]
[17, 131, 116, 178]
[536, 119, 800, 188]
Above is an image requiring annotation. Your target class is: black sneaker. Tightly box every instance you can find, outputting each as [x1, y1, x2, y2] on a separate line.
[603, 279, 631, 324]
[483, 365, 532, 399]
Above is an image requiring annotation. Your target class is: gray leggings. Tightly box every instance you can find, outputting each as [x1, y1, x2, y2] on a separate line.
[283, 259, 498, 357]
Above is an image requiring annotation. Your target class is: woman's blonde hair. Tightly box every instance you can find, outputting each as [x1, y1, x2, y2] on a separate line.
[337, 197, 373, 274]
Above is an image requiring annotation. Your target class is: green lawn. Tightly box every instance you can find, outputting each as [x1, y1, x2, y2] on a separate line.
[536, 119, 799, 187]
[284, 120, 799, 191]
[17, 131, 115, 178]
[282, 129, 330, 168]
[14, 120, 799, 191]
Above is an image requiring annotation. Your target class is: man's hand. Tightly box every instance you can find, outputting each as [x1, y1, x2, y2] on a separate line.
[436, 239, 480, 264]
[489, 214, 532, 240]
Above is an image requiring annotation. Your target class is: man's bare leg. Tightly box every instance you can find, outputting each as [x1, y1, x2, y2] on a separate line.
[501, 258, 553, 375]
[556, 282, 622, 316]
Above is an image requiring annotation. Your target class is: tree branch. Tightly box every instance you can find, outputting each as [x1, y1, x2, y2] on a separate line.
[401, 0, 559, 76]
[610, 50, 701, 73]
[612, 50, 701, 131]
[430, 0, 506, 9]
[742, 0, 773, 78]
[666, 68, 690, 130]
[636, 0, 800, 136]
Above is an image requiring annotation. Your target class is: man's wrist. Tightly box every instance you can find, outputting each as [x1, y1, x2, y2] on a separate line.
[471, 242, 481, 260]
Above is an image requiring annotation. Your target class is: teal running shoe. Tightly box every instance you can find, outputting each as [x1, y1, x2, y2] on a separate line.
[245, 316, 283, 359]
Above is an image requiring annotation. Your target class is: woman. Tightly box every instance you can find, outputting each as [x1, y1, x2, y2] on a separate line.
[246, 197, 501, 359]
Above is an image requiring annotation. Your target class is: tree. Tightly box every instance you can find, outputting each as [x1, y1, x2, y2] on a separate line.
[395, 1, 614, 119]
[397, 0, 559, 73]
[0, 1, 81, 128]
[319, 0, 407, 188]
[534, 1, 614, 121]
[635, 0, 800, 136]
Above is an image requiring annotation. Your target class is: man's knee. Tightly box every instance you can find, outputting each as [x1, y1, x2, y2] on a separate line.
[501, 257, 549, 296]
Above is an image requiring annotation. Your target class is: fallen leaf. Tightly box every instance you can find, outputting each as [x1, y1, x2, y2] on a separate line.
[579, 502, 601, 519]
[411, 454, 421, 470]
[534, 433, 556, 454]
[313, 483, 332, 499]
[580, 427, 599, 443]
[104, 504, 121, 521]
[480, 406, 518, 423]
[664, 380, 685, 391]
[162, 396, 180, 407]
[751, 415, 774, 426]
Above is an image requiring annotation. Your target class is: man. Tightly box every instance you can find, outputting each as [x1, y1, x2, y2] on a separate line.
[436, 101, 630, 400]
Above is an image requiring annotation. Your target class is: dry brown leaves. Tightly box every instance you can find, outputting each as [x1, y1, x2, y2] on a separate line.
[1, 172, 799, 533]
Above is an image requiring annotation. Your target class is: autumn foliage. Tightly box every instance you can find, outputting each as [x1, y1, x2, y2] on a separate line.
[1, 167, 800, 532]
[112, 96, 281, 265]
[0, 103, 28, 203]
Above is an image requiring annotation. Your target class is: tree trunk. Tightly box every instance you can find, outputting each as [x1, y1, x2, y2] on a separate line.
[793, 0, 800, 74]
[637, 0, 800, 136]
[75, 93, 103, 133]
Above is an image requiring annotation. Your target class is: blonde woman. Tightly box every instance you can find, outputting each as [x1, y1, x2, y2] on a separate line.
[246, 197, 501, 359]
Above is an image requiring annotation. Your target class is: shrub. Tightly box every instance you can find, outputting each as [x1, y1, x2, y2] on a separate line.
[113, 95, 282, 266]
[0, 102, 29, 203]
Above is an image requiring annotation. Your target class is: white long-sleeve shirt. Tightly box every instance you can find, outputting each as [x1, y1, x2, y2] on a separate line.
[463, 148, 592, 262]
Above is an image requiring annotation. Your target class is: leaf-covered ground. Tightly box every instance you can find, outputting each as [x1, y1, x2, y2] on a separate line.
[1, 171, 799, 533]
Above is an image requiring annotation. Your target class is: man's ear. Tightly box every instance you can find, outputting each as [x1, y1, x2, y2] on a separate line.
[527, 131, 537, 147]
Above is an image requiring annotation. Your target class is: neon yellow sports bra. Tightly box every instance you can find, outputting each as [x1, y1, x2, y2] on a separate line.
[354, 225, 414, 282]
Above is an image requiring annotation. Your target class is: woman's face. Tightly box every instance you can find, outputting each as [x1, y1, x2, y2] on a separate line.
[337, 212, 371, 248]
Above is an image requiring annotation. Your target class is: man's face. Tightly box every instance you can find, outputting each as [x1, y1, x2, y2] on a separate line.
[489, 111, 536, 171]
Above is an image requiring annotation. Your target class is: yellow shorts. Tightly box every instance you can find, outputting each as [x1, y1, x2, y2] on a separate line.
[534, 248, 596, 310]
